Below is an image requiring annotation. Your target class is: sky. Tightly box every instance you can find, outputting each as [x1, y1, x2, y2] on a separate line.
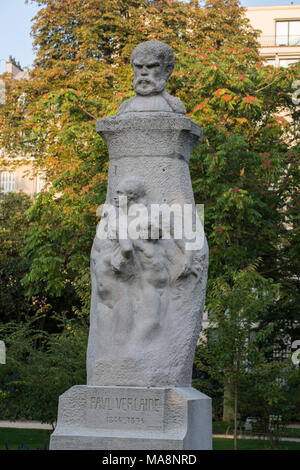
[0, 0, 300, 74]
[0, 1, 40, 74]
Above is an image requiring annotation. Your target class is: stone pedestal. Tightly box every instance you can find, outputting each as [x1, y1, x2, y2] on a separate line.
[50, 385, 212, 450]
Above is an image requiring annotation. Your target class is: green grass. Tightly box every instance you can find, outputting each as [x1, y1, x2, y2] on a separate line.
[212, 421, 300, 438]
[213, 421, 234, 434]
[213, 437, 300, 450]
[0, 428, 52, 450]
[281, 427, 300, 438]
[0, 427, 299, 451]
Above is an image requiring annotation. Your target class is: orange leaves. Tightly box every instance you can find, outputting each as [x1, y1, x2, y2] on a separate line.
[193, 104, 202, 112]
[113, 92, 125, 99]
[212, 88, 237, 111]
[262, 152, 272, 170]
[243, 96, 258, 105]
[193, 98, 210, 113]
[263, 159, 272, 170]
[236, 117, 248, 124]
[214, 88, 231, 98]
[222, 94, 232, 102]
[275, 115, 288, 128]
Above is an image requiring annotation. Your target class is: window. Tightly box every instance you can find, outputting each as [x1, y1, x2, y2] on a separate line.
[264, 59, 276, 67]
[0, 172, 16, 193]
[276, 21, 300, 46]
[0, 79, 5, 105]
[36, 174, 46, 193]
[279, 58, 299, 68]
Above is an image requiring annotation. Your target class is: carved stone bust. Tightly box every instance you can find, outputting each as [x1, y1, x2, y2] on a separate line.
[118, 40, 186, 115]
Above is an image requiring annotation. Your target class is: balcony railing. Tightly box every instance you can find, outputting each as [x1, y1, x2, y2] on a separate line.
[259, 35, 300, 47]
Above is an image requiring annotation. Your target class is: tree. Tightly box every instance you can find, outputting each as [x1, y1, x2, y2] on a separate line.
[195, 265, 280, 449]
[0, 192, 33, 322]
[179, 45, 300, 438]
[238, 357, 300, 448]
[0, 0, 261, 323]
[171, 45, 300, 345]
[0, 317, 87, 425]
[0, 0, 298, 426]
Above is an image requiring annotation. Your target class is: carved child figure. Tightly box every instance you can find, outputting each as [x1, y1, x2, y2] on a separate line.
[112, 178, 170, 337]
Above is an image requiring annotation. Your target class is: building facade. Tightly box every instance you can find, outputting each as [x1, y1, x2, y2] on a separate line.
[0, 57, 45, 196]
[245, 5, 300, 67]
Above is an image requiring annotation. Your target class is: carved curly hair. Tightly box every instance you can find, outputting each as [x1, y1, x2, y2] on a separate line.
[131, 40, 175, 78]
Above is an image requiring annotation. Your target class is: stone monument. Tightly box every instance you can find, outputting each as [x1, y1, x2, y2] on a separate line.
[50, 40, 211, 450]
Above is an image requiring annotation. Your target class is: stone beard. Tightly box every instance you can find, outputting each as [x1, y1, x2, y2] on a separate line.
[118, 40, 186, 115]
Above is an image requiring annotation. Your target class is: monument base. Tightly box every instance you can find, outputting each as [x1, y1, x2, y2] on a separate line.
[50, 385, 212, 450]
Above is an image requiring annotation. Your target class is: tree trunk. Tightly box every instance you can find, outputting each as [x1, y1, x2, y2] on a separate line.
[234, 378, 238, 450]
[233, 357, 240, 451]
[223, 382, 234, 422]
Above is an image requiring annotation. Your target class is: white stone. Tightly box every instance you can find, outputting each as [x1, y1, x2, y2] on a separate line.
[51, 40, 211, 450]
[50, 385, 212, 450]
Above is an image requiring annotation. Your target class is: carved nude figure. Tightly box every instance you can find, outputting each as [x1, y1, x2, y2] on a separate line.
[113, 179, 170, 335]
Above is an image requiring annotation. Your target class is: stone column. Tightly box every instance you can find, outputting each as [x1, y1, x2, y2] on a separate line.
[50, 40, 211, 450]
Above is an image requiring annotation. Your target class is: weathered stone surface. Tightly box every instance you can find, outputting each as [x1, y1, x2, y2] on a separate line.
[50, 40, 211, 450]
[96, 112, 202, 163]
[50, 385, 212, 450]
[118, 40, 186, 114]
[86, 41, 209, 389]
[87, 111, 208, 388]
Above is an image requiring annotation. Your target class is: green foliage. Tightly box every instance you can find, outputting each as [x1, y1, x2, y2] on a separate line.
[0, 192, 35, 322]
[0, 0, 264, 322]
[238, 359, 300, 448]
[195, 266, 280, 384]
[239, 359, 300, 423]
[0, 318, 88, 425]
[0, 0, 299, 425]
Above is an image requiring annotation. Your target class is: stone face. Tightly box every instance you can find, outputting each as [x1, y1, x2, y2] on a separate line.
[50, 385, 212, 450]
[118, 40, 186, 114]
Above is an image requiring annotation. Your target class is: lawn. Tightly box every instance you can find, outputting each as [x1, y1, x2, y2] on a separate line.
[0, 428, 52, 450]
[212, 421, 300, 439]
[0, 427, 299, 450]
[213, 437, 300, 450]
